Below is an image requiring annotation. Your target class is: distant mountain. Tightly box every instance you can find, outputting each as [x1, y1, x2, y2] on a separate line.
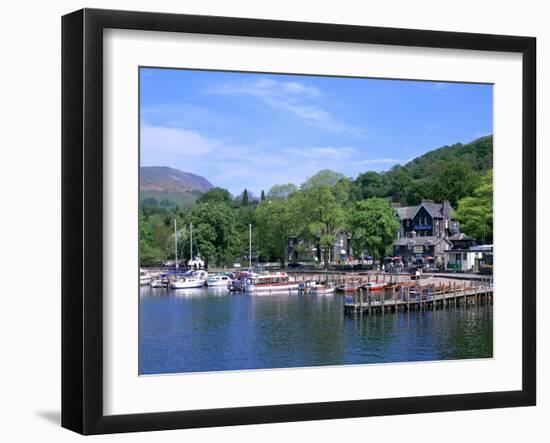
[141, 166, 213, 193]
[403, 135, 493, 180]
[140, 166, 214, 209]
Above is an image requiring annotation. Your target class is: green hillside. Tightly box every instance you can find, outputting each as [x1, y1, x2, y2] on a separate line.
[403, 135, 493, 180]
[352, 135, 493, 207]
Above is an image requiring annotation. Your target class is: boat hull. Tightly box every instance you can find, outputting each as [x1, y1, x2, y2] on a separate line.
[171, 281, 206, 289]
[311, 287, 336, 295]
[245, 283, 300, 293]
[207, 279, 231, 287]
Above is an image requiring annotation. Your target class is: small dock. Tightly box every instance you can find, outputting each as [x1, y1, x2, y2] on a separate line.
[343, 280, 493, 315]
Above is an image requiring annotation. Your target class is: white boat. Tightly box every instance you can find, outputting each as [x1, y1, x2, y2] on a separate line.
[244, 272, 299, 293]
[171, 270, 208, 289]
[139, 268, 151, 286]
[207, 274, 232, 287]
[311, 284, 336, 295]
[150, 274, 169, 288]
[298, 280, 317, 293]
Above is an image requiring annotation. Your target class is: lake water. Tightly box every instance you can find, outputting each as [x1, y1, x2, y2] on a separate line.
[139, 287, 493, 375]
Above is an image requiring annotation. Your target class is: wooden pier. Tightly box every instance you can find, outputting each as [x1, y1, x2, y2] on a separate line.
[343, 280, 493, 315]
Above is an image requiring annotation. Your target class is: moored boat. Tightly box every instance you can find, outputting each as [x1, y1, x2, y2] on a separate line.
[364, 282, 387, 291]
[140, 268, 151, 286]
[311, 283, 336, 295]
[244, 272, 299, 293]
[207, 274, 232, 287]
[150, 273, 170, 288]
[170, 270, 208, 289]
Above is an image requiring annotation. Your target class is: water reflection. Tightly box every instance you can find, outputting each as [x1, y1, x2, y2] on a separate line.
[139, 287, 493, 375]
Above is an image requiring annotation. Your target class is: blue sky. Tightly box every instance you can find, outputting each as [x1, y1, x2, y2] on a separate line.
[140, 67, 493, 197]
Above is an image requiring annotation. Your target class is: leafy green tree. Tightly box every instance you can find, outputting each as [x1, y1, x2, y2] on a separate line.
[294, 179, 346, 269]
[353, 171, 387, 199]
[386, 166, 413, 203]
[197, 187, 233, 205]
[429, 161, 480, 207]
[242, 188, 249, 206]
[234, 205, 257, 262]
[267, 183, 298, 200]
[301, 169, 345, 189]
[255, 199, 294, 266]
[185, 202, 240, 266]
[261, 190, 266, 201]
[346, 198, 401, 261]
[455, 170, 493, 243]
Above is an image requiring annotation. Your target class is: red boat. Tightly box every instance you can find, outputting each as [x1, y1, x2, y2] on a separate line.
[364, 282, 387, 291]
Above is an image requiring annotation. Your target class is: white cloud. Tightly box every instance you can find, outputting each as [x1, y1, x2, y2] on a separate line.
[284, 146, 358, 161]
[140, 125, 395, 196]
[207, 78, 363, 134]
[140, 125, 218, 166]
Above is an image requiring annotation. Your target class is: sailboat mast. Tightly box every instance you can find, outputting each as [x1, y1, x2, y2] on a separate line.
[174, 219, 178, 269]
[190, 223, 193, 261]
[249, 223, 252, 269]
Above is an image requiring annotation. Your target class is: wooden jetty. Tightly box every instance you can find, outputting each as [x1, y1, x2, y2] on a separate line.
[343, 280, 493, 315]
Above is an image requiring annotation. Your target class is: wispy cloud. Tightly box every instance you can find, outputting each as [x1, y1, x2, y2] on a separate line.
[208, 78, 363, 135]
[140, 125, 218, 166]
[141, 125, 392, 195]
[284, 146, 358, 161]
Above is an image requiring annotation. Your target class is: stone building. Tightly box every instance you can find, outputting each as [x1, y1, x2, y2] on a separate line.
[392, 199, 460, 268]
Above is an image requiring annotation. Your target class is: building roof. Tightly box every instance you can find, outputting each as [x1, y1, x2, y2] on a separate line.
[392, 236, 451, 247]
[395, 206, 416, 219]
[448, 233, 475, 241]
[395, 200, 454, 220]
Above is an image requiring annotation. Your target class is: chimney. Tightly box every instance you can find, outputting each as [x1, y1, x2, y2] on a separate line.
[442, 200, 451, 214]
[391, 202, 401, 208]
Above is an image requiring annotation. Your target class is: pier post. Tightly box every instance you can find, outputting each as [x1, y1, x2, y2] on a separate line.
[367, 287, 371, 315]
[453, 282, 457, 306]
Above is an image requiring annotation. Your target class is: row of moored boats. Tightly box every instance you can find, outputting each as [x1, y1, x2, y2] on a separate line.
[140, 269, 342, 294]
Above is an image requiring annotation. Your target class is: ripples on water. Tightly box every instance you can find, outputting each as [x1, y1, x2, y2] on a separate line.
[139, 287, 493, 375]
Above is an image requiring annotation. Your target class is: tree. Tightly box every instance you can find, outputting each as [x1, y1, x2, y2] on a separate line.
[346, 198, 401, 261]
[260, 190, 266, 201]
[197, 187, 233, 205]
[385, 166, 413, 203]
[255, 199, 294, 266]
[242, 188, 249, 206]
[185, 202, 240, 266]
[429, 161, 480, 207]
[455, 170, 493, 243]
[294, 180, 346, 269]
[353, 171, 387, 199]
[138, 209, 173, 266]
[267, 183, 298, 200]
[301, 169, 345, 189]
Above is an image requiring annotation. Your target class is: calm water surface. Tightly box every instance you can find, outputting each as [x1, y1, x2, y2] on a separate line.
[139, 287, 493, 375]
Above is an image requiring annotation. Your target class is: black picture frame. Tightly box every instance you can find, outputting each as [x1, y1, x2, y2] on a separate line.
[62, 8, 536, 435]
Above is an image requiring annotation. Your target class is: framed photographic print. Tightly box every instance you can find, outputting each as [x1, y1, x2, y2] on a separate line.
[61, 8, 536, 435]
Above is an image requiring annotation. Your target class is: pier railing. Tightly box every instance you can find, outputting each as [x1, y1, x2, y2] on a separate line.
[343, 280, 493, 315]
